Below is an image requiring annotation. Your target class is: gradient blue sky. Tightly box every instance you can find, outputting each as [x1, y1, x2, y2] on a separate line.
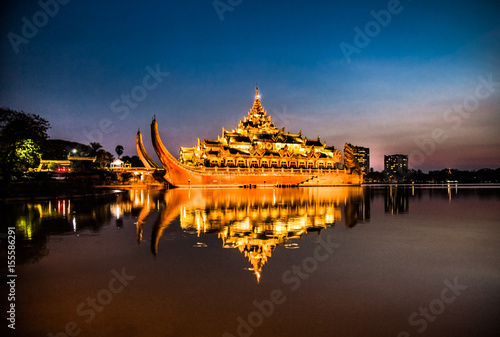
[1, 0, 499, 171]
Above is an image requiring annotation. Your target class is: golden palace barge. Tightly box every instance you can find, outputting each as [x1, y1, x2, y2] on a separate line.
[136, 88, 363, 187]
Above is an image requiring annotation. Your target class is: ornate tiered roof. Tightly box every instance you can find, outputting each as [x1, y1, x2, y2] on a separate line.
[178, 87, 342, 168]
[237, 87, 277, 133]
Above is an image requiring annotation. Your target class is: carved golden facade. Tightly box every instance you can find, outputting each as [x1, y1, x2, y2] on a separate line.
[179, 88, 342, 170]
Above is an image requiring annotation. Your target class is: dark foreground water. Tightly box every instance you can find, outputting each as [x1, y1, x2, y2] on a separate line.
[2, 185, 499, 337]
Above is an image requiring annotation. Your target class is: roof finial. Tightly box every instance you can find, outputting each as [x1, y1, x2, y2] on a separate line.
[255, 85, 259, 99]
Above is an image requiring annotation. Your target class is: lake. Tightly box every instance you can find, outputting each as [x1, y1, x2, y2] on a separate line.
[3, 185, 500, 337]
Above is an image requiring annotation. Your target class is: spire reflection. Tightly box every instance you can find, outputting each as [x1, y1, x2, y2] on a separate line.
[147, 187, 369, 282]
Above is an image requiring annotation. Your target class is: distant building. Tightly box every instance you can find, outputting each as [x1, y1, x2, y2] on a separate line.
[110, 159, 124, 169]
[37, 156, 96, 172]
[384, 154, 408, 177]
[347, 144, 370, 176]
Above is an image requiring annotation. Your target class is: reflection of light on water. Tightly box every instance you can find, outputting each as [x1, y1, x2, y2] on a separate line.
[16, 218, 32, 240]
[35, 204, 44, 218]
[325, 209, 334, 224]
[446, 182, 459, 202]
[157, 188, 365, 283]
[261, 208, 270, 218]
[238, 218, 251, 232]
[250, 209, 259, 219]
[196, 212, 202, 236]
[72, 217, 77, 232]
[57, 199, 66, 216]
[274, 224, 286, 234]
[270, 207, 280, 218]
[289, 216, 308, 228]
[133, 190, 139, 206]
[237, 209, 246, 219]
[180, 197, 342, 282]
[115, 205, 121, 219]
[16, 203, 53, 240]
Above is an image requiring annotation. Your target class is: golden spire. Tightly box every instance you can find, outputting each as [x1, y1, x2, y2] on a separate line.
[250, 86, 264, 116]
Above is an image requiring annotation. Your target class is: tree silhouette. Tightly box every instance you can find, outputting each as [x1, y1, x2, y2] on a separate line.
[115, 145, 124, 158]
[89, 142, 103, 155]
[88, 142, 114, 168]
[121, 155, 144, 167]
[0, 108, 50, 142]
[96, 149, 113, 168]
[0, 108, 50, 178]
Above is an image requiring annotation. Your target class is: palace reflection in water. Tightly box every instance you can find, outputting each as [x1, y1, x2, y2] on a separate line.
[6, 187, 370, 282]
[9, 185, 499, 337]
[6, 184, 473, 281]
[136, 187, 370, 282]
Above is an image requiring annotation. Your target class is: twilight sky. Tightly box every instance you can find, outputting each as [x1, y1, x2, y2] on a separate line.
[1, 0, 499, 171]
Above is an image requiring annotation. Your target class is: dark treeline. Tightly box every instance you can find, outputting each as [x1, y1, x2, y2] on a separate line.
[366, 168, 500, 183]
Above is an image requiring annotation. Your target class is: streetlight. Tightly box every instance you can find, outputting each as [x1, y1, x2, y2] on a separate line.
[67, 149, 78, 172]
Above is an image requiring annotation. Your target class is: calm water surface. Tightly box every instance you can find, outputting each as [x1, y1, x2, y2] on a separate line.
[3, 186, 500, 337]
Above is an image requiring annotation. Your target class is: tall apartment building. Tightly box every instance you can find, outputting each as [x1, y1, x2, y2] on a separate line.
[384, 154, 408, 176]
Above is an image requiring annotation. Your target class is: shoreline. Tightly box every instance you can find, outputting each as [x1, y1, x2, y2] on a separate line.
[2, 180, 499, 203]
[0, 180, 123, 203]
[0, 188, 124, 203]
